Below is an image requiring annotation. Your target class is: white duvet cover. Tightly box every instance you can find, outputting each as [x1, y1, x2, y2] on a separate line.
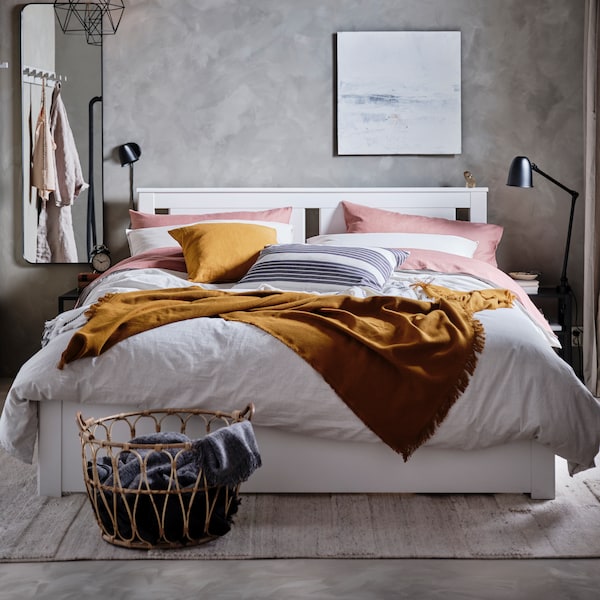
[2, 257, 600, 477]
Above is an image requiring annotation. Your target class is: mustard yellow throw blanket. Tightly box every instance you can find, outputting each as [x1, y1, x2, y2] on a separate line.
[59, 283, 514, 460]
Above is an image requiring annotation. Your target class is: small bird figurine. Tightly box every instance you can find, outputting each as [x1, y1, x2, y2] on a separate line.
[464, 171, 476, 188]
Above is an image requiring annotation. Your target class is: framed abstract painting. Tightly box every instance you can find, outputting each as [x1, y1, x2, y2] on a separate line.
[336, 31, 462, 155]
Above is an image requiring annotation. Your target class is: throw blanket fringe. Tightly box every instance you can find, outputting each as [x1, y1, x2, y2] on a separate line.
[59, 286, 514, 460]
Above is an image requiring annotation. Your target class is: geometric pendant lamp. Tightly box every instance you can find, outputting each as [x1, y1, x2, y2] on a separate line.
[54, 1, 125, 46]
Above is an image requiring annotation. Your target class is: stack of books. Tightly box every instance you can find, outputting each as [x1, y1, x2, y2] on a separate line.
[509, 272, 539, 295]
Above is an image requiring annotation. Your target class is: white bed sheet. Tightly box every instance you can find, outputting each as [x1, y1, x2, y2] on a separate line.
[1, 266, 599, 477]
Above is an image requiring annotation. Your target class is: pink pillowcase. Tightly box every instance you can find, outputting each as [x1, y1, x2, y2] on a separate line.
[129, 206, 293, 229]
[342, 201, 503, 267]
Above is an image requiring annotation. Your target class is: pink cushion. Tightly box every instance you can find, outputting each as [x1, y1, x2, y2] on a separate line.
[342, 201, 503, 267]
[129, 206, 293, 229]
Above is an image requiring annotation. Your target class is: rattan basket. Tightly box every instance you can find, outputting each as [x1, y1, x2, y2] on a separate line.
[77, 405, 254, 550]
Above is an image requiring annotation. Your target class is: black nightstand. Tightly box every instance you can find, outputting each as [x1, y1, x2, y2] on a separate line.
[58, 288, 80, 313]
[530, 286, 573, 366]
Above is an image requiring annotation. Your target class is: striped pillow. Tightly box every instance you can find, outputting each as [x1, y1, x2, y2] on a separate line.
[236, 244, 409, 292]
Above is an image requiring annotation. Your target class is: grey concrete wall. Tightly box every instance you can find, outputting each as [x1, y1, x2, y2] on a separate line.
[0, 0, 585, 376]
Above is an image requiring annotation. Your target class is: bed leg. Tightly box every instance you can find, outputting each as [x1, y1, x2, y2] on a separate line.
[37, 402, 63, 497]
[530, 442, 555, 500]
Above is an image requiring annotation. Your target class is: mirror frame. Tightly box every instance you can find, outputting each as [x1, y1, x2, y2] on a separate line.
[21, 3, 103, 264]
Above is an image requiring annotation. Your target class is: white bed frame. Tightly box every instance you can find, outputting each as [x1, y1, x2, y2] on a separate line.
[37, 187, 555, 499]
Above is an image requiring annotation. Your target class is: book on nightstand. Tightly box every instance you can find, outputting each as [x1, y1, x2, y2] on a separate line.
[514, 279, 539, 295]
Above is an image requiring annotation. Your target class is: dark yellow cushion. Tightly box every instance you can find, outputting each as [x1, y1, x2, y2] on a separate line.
[168, 222, 277, 283]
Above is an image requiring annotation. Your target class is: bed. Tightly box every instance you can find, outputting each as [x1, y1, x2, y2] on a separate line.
[2, 187, 599, 500]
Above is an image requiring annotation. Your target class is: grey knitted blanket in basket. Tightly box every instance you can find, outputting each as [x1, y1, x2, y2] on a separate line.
[93, 420, 262, 491]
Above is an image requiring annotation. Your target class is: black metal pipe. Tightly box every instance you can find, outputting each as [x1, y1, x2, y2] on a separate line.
[531, 163, 578, 293]
[87, 95, 102, 260]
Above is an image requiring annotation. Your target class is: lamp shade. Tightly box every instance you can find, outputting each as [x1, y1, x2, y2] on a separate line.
[118, 142, 141, 167]
[507, 156, 534, 188]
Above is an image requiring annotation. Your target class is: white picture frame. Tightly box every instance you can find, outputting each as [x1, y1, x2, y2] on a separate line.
[337, 31, 462, 155]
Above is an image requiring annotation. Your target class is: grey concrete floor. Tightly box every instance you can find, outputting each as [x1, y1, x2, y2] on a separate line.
[0, 558, 599, 599]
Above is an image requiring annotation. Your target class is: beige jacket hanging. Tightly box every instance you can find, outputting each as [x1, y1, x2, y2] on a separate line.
[31, 78, 56, 202]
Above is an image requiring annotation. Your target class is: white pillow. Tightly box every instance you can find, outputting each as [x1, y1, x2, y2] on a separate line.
[307, 232, 478, 258]
[127, 219, 294, 256]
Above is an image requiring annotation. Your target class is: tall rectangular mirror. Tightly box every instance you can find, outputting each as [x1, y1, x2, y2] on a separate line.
[21, 3, 103, 264]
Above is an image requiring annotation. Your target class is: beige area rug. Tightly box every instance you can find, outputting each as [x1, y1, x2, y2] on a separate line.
[2, 449, 600, 561]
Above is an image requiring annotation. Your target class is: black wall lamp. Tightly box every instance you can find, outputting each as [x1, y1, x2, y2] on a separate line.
[54, 1, 125, 46]
[507, 156, 578, 294]
[118, 142, 141, 209]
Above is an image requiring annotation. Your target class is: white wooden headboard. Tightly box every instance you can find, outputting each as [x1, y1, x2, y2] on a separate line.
[136, 187, 489, 243]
